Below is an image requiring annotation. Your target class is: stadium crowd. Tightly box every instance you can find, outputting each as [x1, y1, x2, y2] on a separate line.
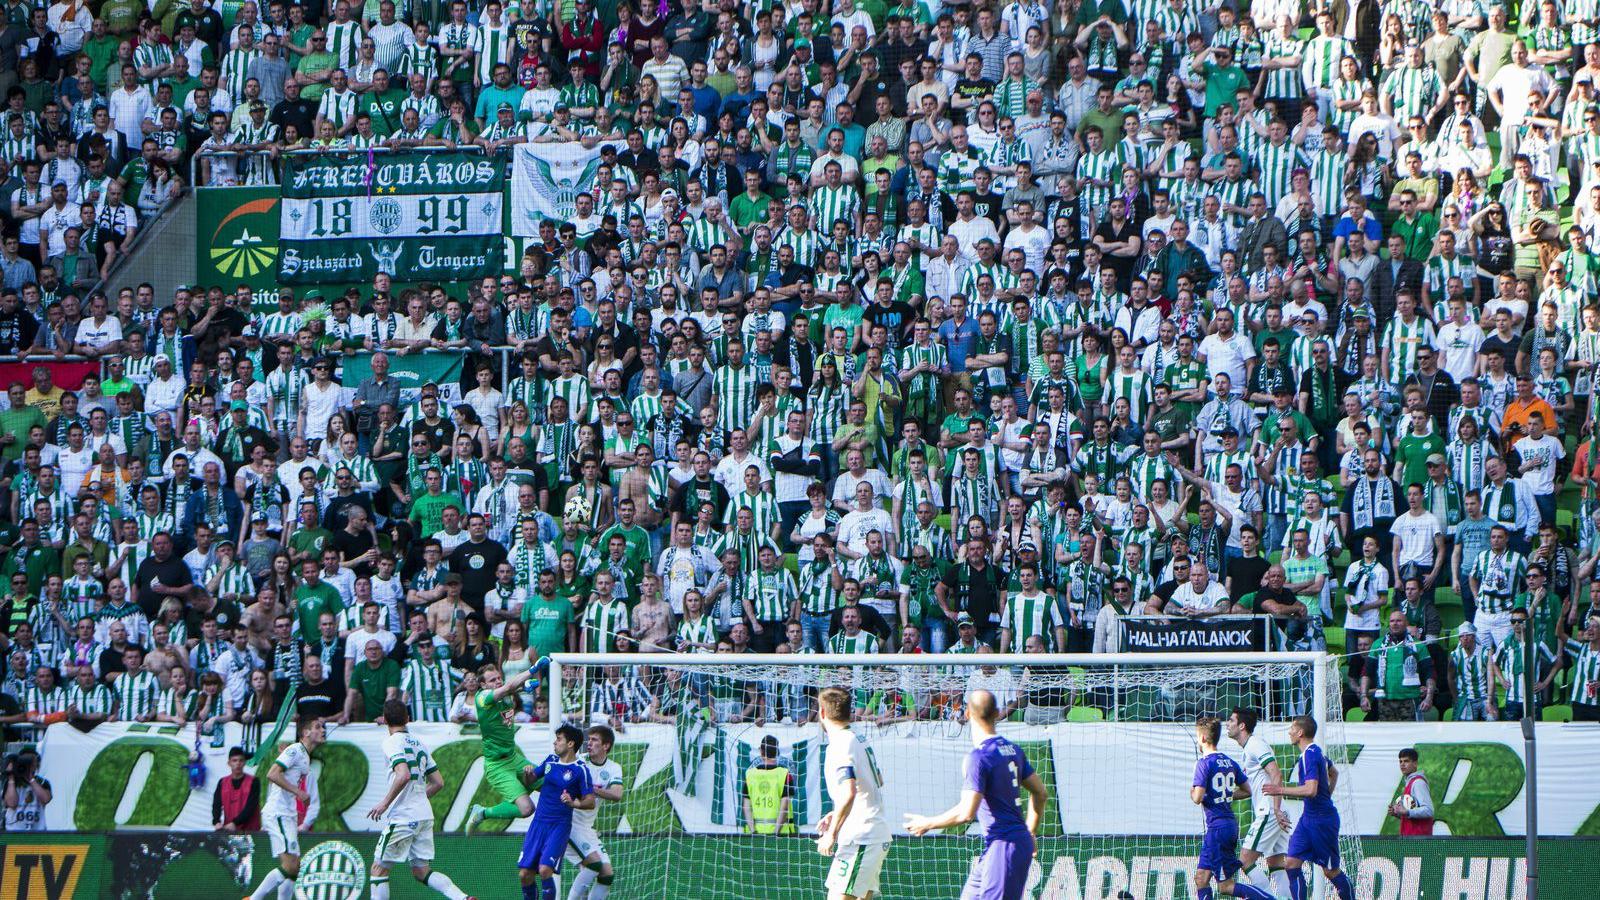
[10, 0, 1600, 832]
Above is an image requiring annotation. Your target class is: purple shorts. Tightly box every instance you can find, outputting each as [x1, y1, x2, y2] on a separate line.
[961, 835, 1035, 900]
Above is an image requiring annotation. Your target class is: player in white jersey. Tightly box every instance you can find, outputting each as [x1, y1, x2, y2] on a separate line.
[245, 717, 325, 900]
[1226, 707, 1290, 899]
[566, 724, 627, 900]
[816, 687, 893, 900]
[367, 700, 475, 900]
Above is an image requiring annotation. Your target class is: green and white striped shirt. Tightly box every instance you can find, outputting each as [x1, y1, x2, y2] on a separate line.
[66, 681, 115, 717]
[809, 184, 861, 234]
[113, 669, 160, 720]
[326, 19, 364, 67]
[1564, 638, 1600, 705]
[402, 656, 455, 721]
[1450, 643, 1492, 703]
[1002, 589, 1064, 650]
[1299, 36, 1350, 90]
[798, 560, 842, 615]
[1382, 65, 1445, 122]
[827, 630, 880, 654]
[473, 21, 513, 82]
[580, 598, 631, 653]
[1469, 549, 1526, 613]
[713, 363, 759, 432]
[742, 566, 798, 622]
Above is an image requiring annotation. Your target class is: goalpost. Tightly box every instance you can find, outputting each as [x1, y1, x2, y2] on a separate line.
[547, 652, 1361, 900]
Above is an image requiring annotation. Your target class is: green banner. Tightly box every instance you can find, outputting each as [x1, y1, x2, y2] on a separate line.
[340, 350, 463, 393]
[0, 832, 1582, 900]
[194, 186, 281, 294]
[278, 152, 505, 285]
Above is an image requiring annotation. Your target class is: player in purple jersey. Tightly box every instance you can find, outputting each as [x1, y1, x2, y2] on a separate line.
[517, 725, 595, 900]
[1262, 716, 1357, 900]
[1190, 717, 1276, 900]
[904, 690, 1050, 900]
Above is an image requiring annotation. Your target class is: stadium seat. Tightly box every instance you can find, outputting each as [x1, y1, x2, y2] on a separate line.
[1543, 705, 1574, 722]
[1345, 708, 1366, 722]
[1067, 706, 1105, 722]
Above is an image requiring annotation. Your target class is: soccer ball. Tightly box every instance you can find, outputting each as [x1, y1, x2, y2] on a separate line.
[563, 492, 593, 525]
[1398, 792, 1418, 811]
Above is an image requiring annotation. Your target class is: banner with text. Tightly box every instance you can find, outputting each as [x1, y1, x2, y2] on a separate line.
[1118, 616, 1272, 652]
[339, 350, 464, 403]
[37, 721, 1600, 838]
[509, 140, 623, 236]
[0, 831, 1589, 900]
[278, 152, 504, 284]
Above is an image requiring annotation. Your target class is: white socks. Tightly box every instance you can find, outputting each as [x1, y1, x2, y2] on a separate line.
[372, 879, 390, 900]
[426, 871, 469, 900]
[249, 869, 284, 900]
[567, 867, 598, 900]
[277, 877, 296, 900]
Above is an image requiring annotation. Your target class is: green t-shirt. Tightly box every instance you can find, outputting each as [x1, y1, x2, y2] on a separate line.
[1200, 61, 1249, 118]
[0, 406, 44, 460]
[294, 580, 343, 639]
[289, 526, 333, 562]
[522, 595, 574, 658]
[729, 191, 775, 232]
[348, 657, 401, 720]
[1395, 431, 1446, 491]
[1368, 636, 1424, 700]
[361, 88, 405, 135]
[296, 51, 338, 101]
[409, 491, 464, 537]
[473, 687, 520, 758]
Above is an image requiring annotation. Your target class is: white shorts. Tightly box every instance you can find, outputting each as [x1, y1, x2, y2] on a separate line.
[1242, 809, 1288, 858]
[826, 841, 890, 898]
[1475, 610, 1513, 652]
[375, 820, 436, 866]
[266, 815, 301, 857]
[563, 821, 610, 865]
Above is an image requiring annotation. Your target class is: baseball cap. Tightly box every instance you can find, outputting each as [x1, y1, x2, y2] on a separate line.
[1426, 453, 1446, 466]
[1458, 622, 1476, 636]
[956, 612, 975, 627]
[241, 324, 258, 337]
[230, 400, 248, 411]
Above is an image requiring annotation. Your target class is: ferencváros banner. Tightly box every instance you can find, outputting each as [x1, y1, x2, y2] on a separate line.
[509, 140, 623, 235]
[36, 722, 1600, 838]
[0, 832, 1588, 900]
[1118, 616, 1271, 652]
[278, 152, 504, 284]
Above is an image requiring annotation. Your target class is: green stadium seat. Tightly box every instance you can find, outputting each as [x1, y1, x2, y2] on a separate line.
[1067, 706, 1105, 722]
[1543, 705, 1574, 722]
[1324, 626, 1345, 656]
[1345, 708, 1366, 722]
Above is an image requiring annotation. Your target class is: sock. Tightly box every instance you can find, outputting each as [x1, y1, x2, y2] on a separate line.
[567, 867, 598, 900]
[541, 876, 557, 900]
[426, 871, 468, 900]
[1271, 869, 1290, 897]
[523, 882, 540, 900]
[1245, 863, 1273, 894]
[277, 878, 295, 900]
[249, 869, 284, 900]
[1287, 868, 1307, 900]
[371, 878, 389, 900]
[1231, 883, 1276, 900]
[1198, 887, 1214, 900]
[591, 878, 610, 900]
[1329, 871, 1355, 900]
[485, 801, 524, 820]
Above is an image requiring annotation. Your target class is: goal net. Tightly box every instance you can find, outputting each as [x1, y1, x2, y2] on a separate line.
[547, 651, 1362, 900]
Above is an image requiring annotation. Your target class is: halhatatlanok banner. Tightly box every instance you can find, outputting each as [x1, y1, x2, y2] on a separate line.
[509, 140, 624, 236]
[277, 152, 504, 284]
[1117, 615, 1271, 652]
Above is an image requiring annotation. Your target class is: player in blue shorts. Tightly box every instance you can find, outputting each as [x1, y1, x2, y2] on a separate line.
[1191, 717, 1276, 900]
[1263, 715, 1357, 900]
[904, 690, 1050, 900]
[518, 725, 595, 900]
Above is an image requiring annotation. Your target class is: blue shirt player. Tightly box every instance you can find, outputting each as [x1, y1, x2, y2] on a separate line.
[905, 689, 1050, 900]
[519, 725, 595, 900]
[1191, 717, 1275, 900]
[1262, 715, 1357, 900]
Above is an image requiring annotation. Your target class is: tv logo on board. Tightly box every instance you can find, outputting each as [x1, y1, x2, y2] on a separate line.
[294, 840, 367, 900]
[0, 844, 87, 900]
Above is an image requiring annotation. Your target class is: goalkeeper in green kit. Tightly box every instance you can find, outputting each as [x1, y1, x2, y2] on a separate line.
[464, 658, 550, 831]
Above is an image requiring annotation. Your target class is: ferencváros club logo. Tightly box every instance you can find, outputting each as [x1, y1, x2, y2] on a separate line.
[370, 198, 403, 235]
[296, 840, 367, 899]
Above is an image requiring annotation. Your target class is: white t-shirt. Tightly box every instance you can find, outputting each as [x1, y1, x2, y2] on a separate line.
[263, 741, 315, 819]
[1169, 580, 1231, 612]
[76, 315, 123, 350]
[1238, 732, 1279, 818]
[572, 755, 624, 831]
[1515, 435, 1565, 495]
[301, 380, 345, 441]
[379, 730, 437, 823]
[824, 727, 891, 846]
[344, 627, 397, 662]
[1392, 509, 1443, 568]
[1198, 331, 1256, 388]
